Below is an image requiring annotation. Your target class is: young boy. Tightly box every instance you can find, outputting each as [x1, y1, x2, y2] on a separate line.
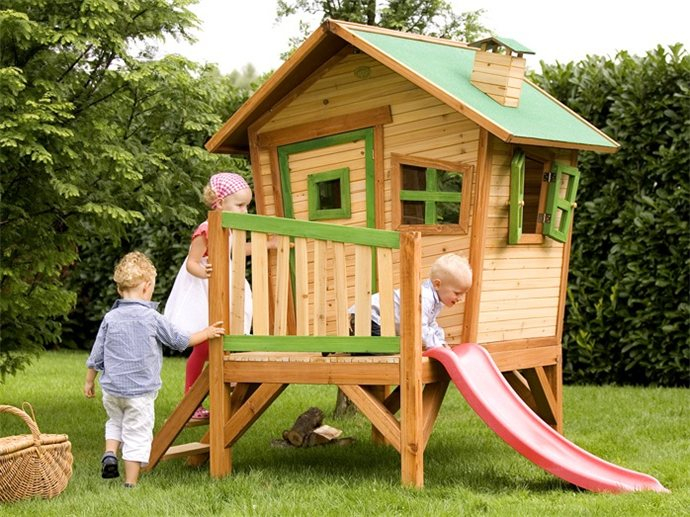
[84, 251, 224, 488]
[349, 253, 472, 350]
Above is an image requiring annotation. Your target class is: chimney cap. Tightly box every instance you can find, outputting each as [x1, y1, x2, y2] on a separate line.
[469, 36, 535, 56]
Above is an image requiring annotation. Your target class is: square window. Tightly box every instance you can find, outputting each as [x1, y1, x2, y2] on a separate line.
[392, 155, 472, 234]
[307, 168, 351, 221]
[317, 179, 342, 210]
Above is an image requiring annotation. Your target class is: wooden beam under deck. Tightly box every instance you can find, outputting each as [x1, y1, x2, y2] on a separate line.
[521, 366, 559, 426]
[339, 384, 402, 452]
[222, 353, 447, 385]
[223, 383, 288, 448]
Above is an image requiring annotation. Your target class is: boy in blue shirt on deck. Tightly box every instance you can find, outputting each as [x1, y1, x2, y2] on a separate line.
[349, 253, 472, 350]
[84, 251, 224, 488]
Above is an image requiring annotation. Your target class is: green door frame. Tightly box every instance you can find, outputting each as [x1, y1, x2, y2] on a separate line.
[277, 128, 378, 295]
[277, 128, 376, 228]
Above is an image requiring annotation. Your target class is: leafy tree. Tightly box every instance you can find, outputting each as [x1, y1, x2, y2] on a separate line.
[276, 0, 488, 56]
[532, 45, 690, 386]
[59, 62, 254, 354]
[0, 1, 251, 379]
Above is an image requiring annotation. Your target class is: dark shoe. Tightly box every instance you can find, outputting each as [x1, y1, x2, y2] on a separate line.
[101, 453, 119, 479]
[124, 483, 136, 488]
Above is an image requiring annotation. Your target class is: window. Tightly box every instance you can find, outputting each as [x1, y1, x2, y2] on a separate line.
[307, 167, 351, 220]
[392, 155, 473, 234]
[509, 148, 580, 244]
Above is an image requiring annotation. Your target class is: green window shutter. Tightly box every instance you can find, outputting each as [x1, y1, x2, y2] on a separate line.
[509, 149, 525, 244]
[543, 163, 580, 243]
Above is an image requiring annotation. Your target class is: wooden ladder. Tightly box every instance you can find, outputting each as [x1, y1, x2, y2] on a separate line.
[145, 366, 212, 471]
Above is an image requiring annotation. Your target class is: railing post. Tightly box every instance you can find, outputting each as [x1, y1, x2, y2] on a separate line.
[207, 211, 231, 477]
[399, 231, 423, 487]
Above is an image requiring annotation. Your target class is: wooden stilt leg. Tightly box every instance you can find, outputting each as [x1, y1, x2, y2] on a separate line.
[208, 211, 231, 477]
[400, 232, 423, 487]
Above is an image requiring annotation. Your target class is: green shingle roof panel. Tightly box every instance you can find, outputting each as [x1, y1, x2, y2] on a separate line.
[351, 29, 617, 149]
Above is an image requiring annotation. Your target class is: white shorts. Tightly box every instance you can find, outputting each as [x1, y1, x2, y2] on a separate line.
[102, 391, 157, 465]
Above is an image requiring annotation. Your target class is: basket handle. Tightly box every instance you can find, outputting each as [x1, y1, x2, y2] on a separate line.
[0, 403, 42, 445]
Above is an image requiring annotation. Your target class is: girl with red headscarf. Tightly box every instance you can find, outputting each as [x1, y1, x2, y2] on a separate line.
[164, 172, 253, 420]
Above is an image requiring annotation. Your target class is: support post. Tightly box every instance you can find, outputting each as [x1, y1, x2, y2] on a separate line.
[399, 231, 423, 487]
[207, 211, 232, 477]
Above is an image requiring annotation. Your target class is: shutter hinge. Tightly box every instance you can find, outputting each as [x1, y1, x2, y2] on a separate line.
[537, 213, 552, 224]
[543, 171, 556, 183]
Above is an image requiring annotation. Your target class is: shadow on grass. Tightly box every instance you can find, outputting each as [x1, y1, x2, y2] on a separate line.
[148, 427, 577, 494]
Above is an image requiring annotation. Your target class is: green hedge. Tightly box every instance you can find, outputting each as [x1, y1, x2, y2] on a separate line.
[533, 45, 690, 386]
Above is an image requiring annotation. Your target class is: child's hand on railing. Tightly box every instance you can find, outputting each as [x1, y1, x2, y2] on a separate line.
[206, 321, 225, 340]
[265, 235, 295, 250]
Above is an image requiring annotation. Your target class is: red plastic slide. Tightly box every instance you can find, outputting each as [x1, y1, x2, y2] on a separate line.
[424, 343, 668, 493]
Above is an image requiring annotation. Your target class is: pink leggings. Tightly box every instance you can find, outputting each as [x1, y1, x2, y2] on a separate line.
[185, 340, 208, 393]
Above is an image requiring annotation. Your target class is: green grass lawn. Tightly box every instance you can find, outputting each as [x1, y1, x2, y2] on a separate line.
[1, 351, 688, 516]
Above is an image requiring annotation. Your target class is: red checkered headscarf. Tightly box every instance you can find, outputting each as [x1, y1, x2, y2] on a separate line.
[209, 173, 250, 209]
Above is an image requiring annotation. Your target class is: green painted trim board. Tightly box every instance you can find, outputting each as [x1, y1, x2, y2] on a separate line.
[224, 335, 400, 353]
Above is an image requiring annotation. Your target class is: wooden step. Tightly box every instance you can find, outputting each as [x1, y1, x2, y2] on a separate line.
[161, 442, 210, 461]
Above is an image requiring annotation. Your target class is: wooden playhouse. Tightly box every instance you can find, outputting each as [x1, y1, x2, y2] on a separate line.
[148, 20, 619, 487]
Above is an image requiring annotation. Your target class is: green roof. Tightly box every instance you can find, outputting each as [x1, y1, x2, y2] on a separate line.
[350, 29, 618, 150]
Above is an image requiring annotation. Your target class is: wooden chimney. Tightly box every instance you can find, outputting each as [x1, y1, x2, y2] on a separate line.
[469, 36, 534, 108]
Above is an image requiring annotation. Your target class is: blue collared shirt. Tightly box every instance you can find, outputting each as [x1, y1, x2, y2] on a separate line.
[348, 279, 446, 349]
[86, 299, 190, 397]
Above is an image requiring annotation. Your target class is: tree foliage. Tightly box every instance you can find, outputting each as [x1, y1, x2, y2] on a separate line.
[0, 1, 253, 379]
[532, 45, 690, 386]
[276, 0, 488, 56]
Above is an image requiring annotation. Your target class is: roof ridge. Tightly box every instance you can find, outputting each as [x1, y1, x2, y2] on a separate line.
[326, 19, 475, 50]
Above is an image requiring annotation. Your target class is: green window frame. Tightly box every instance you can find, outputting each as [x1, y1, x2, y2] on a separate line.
[392, 154, 472, 234]
[509, 148, 580, 244]
[307, 167, 351, 221]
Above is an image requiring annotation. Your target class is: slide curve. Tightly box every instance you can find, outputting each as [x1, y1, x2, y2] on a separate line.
[424, 343, 668, 493]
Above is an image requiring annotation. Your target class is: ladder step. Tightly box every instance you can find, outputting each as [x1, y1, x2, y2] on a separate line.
[161, 442, 210, 461]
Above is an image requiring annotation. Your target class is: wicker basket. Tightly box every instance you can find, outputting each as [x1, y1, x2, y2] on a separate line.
[0, 404, 73, 503]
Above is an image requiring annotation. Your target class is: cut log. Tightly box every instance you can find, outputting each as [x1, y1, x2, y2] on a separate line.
[283, 407, 324, 447]
[304, 425, 342, 447]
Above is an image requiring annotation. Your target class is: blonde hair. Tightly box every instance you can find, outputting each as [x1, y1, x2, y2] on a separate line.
[430, 253, 472, 289]
[202, 183, 217, 209]
[113, 251, 156, 289]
